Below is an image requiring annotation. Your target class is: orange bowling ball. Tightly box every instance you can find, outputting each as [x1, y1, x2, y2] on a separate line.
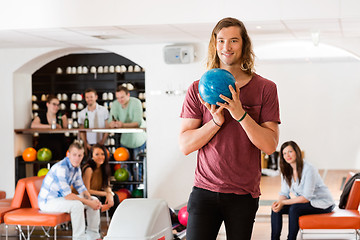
[115, 190, 129, 203]
[22, 147, 37, 162]
[117, 188, 132, 198]
[105, 148, 111, 159]
[113, 147, 130, 161]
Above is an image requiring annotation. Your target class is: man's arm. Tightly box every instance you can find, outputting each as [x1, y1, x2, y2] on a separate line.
[64, 169, 101, 210]
[114, 100, 144, 128]
[78, 126, 91, 154]
[64, 191, 102, 210]
[179, 118, 221, 155]
[108, 111, 118, 128]
[99, 133, 109, 145]
[99, 120, 109, 144]
[218, 83, 279, 155]
[240, 119, 279, 155]
[119, 122, 139, 128]
[121, 100, 143, 128]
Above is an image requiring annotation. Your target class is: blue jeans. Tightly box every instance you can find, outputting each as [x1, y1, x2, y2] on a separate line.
[271, 202, 334, 240]
[186, 187, 259, 240]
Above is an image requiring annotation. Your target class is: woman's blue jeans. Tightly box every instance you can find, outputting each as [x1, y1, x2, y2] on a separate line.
[271, 202, 334, 240]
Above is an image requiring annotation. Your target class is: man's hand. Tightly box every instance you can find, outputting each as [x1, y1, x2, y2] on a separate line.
[218, 82, 245, 121]
[87, 198, 102, 210]
[64, 193, 79, 201]
[109, 121, 117, 128]
[115, 121, 124, 128]
[198, 93, 225, 126]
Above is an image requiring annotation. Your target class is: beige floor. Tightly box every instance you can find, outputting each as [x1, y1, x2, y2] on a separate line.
[2, 169, 355, 239]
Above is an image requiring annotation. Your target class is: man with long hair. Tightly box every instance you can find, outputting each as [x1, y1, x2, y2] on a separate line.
[179, 17, 281, 239]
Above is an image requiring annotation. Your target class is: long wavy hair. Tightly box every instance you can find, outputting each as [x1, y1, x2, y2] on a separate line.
[82, 144, 111, 189]
[206, 17, 255, 75]
[279, 141, 304, 187]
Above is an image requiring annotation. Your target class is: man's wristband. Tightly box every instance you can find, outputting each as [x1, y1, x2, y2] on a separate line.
[212, 118, 222, 128]
[237, 112, 247, 122]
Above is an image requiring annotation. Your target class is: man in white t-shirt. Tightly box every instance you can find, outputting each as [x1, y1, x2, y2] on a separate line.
[78, 88, 109, 154]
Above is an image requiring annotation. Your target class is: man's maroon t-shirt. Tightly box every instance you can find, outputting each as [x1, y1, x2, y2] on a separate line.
[180, 73, 280, 198]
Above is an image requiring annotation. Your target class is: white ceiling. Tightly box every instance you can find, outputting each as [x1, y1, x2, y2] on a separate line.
[1, 18, 360, 57]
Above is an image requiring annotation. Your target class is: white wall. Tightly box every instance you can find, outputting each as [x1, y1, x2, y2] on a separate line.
[0, 47, 57, 197]
[256, 59, 360, 170]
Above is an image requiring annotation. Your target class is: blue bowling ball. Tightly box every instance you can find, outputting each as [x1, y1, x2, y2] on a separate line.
[198, 68, 236, 105]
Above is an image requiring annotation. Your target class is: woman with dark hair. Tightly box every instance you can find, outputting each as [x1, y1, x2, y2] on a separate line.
[271, 141, 335, 240]
[31, 94, 68, 160]
[82, 144, 120, 217]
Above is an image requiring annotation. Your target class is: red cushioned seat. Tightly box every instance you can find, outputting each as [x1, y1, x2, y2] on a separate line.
[0, 177, 30, 223]
[299, 209, 360, 229]
[4, 176, 70, 240]
[299, 174, 360, 239]
[4, 208, 70, 226]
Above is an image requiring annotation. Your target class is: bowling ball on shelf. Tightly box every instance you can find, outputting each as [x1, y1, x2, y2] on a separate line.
[117, 188, 132, 198]
[22, 147, 37, 162]
[114, 164, 121, 171]
[105, 148, 111, 159]
[37, 168, 49, 177]
[37, 148, 52, 161]
[198, 68, 236, 106]
[115, 190, 129, 203]
[113, 147, 130, 161]
[131, 188, 143, 198]
[114, 168, 129, 181]
[178, 205, 189, 227]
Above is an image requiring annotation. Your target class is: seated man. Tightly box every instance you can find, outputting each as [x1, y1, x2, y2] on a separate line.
[38, 141, 102, 240]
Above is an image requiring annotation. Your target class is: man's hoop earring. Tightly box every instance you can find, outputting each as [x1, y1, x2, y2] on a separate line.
[240, 62, 248, 71]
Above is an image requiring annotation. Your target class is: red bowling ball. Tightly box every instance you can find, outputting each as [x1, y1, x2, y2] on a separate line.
[178, 205, 189, 227]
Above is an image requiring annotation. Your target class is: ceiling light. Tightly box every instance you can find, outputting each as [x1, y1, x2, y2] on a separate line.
[255, 41, 360, 61]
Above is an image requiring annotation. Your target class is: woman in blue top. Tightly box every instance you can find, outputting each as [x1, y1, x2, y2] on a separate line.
[271, 141, 335, 240]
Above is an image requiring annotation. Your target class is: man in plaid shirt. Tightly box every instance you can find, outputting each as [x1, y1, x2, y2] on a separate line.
[38, 141, 102, 240]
